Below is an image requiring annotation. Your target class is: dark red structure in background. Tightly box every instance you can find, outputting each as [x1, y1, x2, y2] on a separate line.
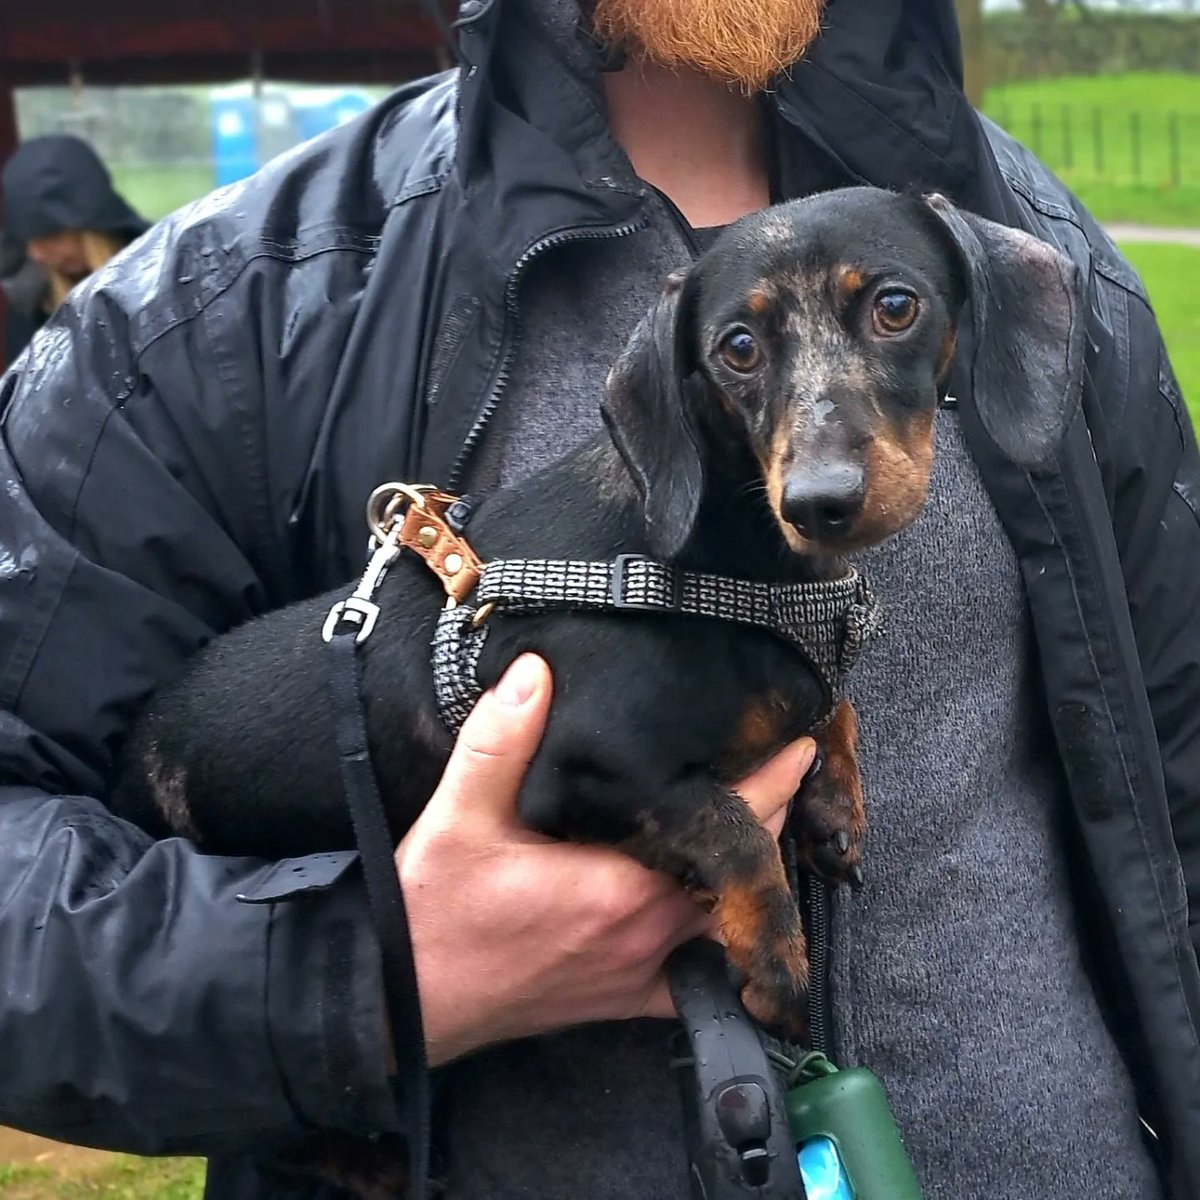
[0, 1, 448, 356]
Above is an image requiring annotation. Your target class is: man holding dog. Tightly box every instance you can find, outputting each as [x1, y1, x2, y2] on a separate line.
[0, 2, 1196, 1198]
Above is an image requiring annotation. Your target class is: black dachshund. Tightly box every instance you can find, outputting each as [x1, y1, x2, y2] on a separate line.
[113, 188, 1081, 1045]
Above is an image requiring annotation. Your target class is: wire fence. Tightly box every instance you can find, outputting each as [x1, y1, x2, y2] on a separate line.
[989, 103, 1200, 190]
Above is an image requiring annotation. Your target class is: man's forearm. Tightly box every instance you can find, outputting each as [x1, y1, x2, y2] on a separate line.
[0, 788, 399, 1155]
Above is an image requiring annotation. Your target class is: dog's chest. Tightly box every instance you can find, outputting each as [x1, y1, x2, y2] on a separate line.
[710, 655, 824, 781]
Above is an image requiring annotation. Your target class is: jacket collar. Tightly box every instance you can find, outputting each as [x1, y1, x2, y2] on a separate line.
[777, 0, 1021, 223]
[436, 0, 1079, 479]
[452, 0, 648, 271]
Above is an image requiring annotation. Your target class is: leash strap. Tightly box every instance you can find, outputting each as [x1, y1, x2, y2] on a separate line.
[433, 556, 882, 734]
[325, 596, 431, 1197]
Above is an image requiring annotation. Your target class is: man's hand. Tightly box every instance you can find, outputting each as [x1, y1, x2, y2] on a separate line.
[395, 653, 815, 1067]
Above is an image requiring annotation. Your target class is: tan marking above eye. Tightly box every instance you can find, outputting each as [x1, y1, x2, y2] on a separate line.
[835, 266, 865, 302]
[746, 288, 771, 315]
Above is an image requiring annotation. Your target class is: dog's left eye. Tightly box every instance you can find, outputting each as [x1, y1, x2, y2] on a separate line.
[873, 290, 919, 335]
[718, 329, 762, 372]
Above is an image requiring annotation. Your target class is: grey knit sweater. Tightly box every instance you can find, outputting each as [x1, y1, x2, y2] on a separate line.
[444, 208, 1162, 1199]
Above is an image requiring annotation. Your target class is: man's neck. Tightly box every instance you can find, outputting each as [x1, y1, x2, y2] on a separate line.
[602, 55, 771, 230]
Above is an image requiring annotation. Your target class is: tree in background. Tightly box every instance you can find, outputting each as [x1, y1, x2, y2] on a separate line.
[958, 0, 987, 105]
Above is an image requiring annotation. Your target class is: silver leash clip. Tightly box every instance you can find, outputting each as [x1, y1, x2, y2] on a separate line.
[322, 524, 404, 645]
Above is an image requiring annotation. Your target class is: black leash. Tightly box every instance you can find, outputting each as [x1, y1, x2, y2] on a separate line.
[325, 625, 432, 1199]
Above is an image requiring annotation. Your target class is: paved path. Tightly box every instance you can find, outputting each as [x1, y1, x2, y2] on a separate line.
[1106, 223, 1200, 247]
[0, 1126, 116, 1172]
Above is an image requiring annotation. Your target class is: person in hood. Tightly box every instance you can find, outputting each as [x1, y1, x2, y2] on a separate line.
[1, 134, 148, 364]
[0, 3, 1196, 1200]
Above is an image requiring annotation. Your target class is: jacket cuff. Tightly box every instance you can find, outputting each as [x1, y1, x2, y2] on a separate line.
[239, 852, 403, 1135]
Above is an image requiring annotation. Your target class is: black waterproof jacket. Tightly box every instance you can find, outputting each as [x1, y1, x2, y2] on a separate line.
[1, 3, 1198, 1197]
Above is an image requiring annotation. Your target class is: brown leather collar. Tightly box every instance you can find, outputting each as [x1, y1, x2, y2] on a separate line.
[369, 484, 483, 605]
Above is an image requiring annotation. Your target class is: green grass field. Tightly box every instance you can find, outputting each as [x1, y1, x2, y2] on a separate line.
[984, 73, 1200, 226]
[1118, 241, 1200, 423]
[108, 164, 216, 223]
[0, 1154, 203, 1200]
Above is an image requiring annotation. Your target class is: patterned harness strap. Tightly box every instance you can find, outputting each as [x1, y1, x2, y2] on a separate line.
[320, 482, 885, 738]
[432, 554, 883, 734]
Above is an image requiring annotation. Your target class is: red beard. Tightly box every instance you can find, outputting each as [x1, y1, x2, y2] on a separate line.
[592, 0, 828, 92]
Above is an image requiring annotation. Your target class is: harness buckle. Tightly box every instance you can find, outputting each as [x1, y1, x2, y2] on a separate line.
[610, 553, 681, 612]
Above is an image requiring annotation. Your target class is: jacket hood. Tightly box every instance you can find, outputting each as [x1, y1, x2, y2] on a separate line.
[456, 0, 1016, 224]
[1, 135, 150, 245]
[781, 0, 1016, 219]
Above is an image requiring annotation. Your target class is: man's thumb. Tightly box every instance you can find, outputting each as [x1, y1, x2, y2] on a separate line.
[430, 653, 553, 826]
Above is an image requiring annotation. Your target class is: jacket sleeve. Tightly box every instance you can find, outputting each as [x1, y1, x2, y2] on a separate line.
[0, 240, 400, 1156]
[1101, 268, 1200, 960]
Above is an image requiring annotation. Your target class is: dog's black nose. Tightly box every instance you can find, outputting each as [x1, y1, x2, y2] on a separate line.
[782, 465, 865, 541]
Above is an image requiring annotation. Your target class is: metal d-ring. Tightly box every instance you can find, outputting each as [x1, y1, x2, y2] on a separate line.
[471, 601, 498, 628]
[366, 482, 436, 543]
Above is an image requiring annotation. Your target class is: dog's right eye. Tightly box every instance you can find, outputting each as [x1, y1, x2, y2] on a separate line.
[718, 329, 762, 373]
[872, 290, 920, 335]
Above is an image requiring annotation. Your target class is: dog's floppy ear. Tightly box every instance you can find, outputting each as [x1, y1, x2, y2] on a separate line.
[923, 193, 1085, 467]
[600, 269, 704, 561]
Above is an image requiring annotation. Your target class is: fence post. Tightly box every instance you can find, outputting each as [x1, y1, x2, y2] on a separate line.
[1092, 107, 1104, 176]
[1168, 112, 1181, 188]
[1131, 111, 1142, 183]
[1062, 105, 1074, 170]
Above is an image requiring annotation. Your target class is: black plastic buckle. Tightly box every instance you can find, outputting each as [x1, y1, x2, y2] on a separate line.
[610, 554, 680, 612]
[445, 494, 477, 534]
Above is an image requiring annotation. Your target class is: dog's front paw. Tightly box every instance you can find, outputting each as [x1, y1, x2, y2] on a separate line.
[286, 1131, 411, 1200]
[719, 884, 811, 1042]
[737, 944, 811, 1043]
[792, 701, 866, 888]
[792, 749, 865, 887]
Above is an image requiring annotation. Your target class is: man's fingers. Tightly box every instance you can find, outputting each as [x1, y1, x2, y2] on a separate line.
[735, 737, 817, 833]
[636, 975, 678, 1021]
[424, 654, 553, 834]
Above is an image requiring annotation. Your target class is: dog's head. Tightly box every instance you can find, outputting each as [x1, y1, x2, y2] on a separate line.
[601, 188, 1083, 561]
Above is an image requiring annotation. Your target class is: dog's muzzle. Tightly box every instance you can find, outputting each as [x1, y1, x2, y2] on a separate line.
[325, 484, 884, 736]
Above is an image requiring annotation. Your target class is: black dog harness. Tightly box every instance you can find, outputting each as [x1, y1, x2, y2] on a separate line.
[432, 553, 881, 733]
[323, 481, 883, 733]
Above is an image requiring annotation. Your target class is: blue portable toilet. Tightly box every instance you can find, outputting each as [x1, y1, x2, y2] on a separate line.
[210, 88, 260, 186]
[293, 89, 372, 144]
[210, 86, 369, 186]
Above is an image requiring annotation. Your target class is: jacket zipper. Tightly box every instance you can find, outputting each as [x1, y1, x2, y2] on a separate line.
[447, 215, 648, 489]
[807, 876, 833, 1057]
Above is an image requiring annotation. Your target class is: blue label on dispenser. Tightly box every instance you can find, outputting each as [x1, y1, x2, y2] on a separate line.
[798, 1136, 854, 1200]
